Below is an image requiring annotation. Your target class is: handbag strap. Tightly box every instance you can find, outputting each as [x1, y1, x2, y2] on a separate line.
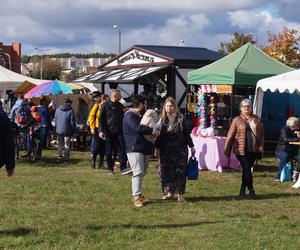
[241, 115, 260, 148]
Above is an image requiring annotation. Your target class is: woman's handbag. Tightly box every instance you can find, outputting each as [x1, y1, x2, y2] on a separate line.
[249, 126, 263, 160]
[255, 152, 263, 160]
[187, 155, 199, 180]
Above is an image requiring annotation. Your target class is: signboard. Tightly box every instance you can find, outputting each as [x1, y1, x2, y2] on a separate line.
[199, 84, 232, 94]
[105, 49, 170, 67]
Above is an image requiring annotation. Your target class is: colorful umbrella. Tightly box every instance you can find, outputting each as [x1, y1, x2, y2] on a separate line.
[24, 80, 87, 98]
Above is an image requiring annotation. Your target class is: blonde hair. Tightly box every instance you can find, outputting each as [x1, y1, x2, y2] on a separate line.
[286, 116, 299, 128]
[161, 97, 179, 120]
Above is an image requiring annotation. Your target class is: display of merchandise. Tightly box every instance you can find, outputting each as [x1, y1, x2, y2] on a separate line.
[209, 95, 216, 128]
[197, 89, 207, 130]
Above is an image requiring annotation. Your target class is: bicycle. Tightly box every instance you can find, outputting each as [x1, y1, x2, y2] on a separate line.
[28, 126, 41, 163]
[14, 127, 27, 160]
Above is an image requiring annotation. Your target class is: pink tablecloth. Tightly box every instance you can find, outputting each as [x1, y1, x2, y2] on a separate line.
[191, 136, 241, 172]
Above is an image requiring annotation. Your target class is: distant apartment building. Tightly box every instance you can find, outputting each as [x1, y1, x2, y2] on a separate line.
[22, 55, 111, 76]
[52, 56, 110, 72]
[0, 42, 21, 73]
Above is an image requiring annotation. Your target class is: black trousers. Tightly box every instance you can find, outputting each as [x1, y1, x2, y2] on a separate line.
[236, 153, 256, 191]
[105, 133, 127, 172]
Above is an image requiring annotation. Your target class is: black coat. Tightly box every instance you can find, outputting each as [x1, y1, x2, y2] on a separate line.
[99, 100, 124, 136]
[276, 125, 299, 155]
[0, 111, 15, 171]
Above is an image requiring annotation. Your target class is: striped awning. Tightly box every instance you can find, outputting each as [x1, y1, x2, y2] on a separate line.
[75, 65, 169, 83]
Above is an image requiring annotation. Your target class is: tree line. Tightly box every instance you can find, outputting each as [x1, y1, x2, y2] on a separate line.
[22, 26, 300, 81]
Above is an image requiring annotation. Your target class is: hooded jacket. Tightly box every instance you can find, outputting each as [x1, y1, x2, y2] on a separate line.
[55, 104, 76, 136]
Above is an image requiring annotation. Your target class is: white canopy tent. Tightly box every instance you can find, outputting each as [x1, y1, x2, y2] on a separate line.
[0, 65, 45, 111]
[253, 69, 299, 117]
[0, 65, 43, 89]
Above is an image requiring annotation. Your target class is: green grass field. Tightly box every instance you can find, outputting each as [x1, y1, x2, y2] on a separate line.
[1, 149, 300, 249]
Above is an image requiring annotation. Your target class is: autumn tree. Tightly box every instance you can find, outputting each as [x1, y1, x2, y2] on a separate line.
[30, 57, 63, 80]
[219, 32, 256, 55]
[263, 27, 300, 68]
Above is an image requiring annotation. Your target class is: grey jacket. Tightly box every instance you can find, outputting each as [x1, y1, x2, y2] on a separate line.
[55, 104, 76, 136]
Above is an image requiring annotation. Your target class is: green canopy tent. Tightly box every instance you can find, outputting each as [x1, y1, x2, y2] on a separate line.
[188, 43, 292, 86]
[187, 43, 293, 138]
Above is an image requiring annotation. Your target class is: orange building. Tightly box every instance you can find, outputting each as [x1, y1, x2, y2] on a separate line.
[0, 42, 21, 73]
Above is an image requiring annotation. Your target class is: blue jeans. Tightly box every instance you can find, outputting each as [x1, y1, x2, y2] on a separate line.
[38, 127, 48, 157]
[275, 150, 299, 179]
[91, 129, 105, 160]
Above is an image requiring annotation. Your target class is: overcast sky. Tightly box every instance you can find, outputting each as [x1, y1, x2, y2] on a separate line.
[2, 0, 300, 56]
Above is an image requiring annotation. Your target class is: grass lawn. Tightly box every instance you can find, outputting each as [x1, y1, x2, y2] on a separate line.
[1, 149, 300, 249]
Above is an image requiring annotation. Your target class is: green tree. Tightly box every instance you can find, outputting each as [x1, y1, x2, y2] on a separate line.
[219, 32, 256, 55]
[61, 68, 85, 82]
[42, 58, 63, 80]
[263, 27, 300, 68]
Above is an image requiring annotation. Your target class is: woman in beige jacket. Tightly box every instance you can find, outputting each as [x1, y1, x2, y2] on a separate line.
[224, 99, 264, 199]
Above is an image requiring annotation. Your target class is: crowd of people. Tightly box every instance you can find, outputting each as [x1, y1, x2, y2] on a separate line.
[1, 90, 300, 208]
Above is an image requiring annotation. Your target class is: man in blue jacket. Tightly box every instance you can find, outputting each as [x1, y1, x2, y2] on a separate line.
[123, 95, 159, 208]
[55, 99, 76, 163]
[37, 98, 50, 158]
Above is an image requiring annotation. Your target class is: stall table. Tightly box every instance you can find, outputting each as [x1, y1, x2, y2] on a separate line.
[191, 136, 241, 172]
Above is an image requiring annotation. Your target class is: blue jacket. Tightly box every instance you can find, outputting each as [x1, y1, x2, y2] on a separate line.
[55, 104, 76, 136]
[10, 99, 30, 123]
[123, 109, 154, 154]
[38, 105, 50, 127]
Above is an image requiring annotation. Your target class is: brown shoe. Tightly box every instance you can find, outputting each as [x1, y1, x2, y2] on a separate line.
[139, 194, 150, 203]
[132, 196, 143, 208]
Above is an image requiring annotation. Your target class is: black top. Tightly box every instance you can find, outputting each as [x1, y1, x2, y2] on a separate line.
[155, 115, 194, 150]
[99, 100, 124, 135]
[245, 122, 254, 153]
[0, 112, 15, 170]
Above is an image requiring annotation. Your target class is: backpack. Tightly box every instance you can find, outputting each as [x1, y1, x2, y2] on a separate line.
[32, 111, 41, 123]
[15, 103, 29, 125]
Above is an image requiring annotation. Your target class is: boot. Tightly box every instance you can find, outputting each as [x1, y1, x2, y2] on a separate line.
[91, 157, 96, 169]
[249, 189, 256, 199]
[239, 185, 246, 197]
[98, 157, 104, 169]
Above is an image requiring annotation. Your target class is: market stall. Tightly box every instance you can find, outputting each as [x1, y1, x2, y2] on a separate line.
[187, 43, 292, 171]
[75, 44, 222, 109]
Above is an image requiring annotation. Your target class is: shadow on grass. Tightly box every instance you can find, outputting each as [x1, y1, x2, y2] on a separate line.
[30, 156, 82, 167]
[186, 193, 300, 202]
[254, 164, 277, 172]
[0, 227, 37, 237]
[86, 221, 220, 230]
